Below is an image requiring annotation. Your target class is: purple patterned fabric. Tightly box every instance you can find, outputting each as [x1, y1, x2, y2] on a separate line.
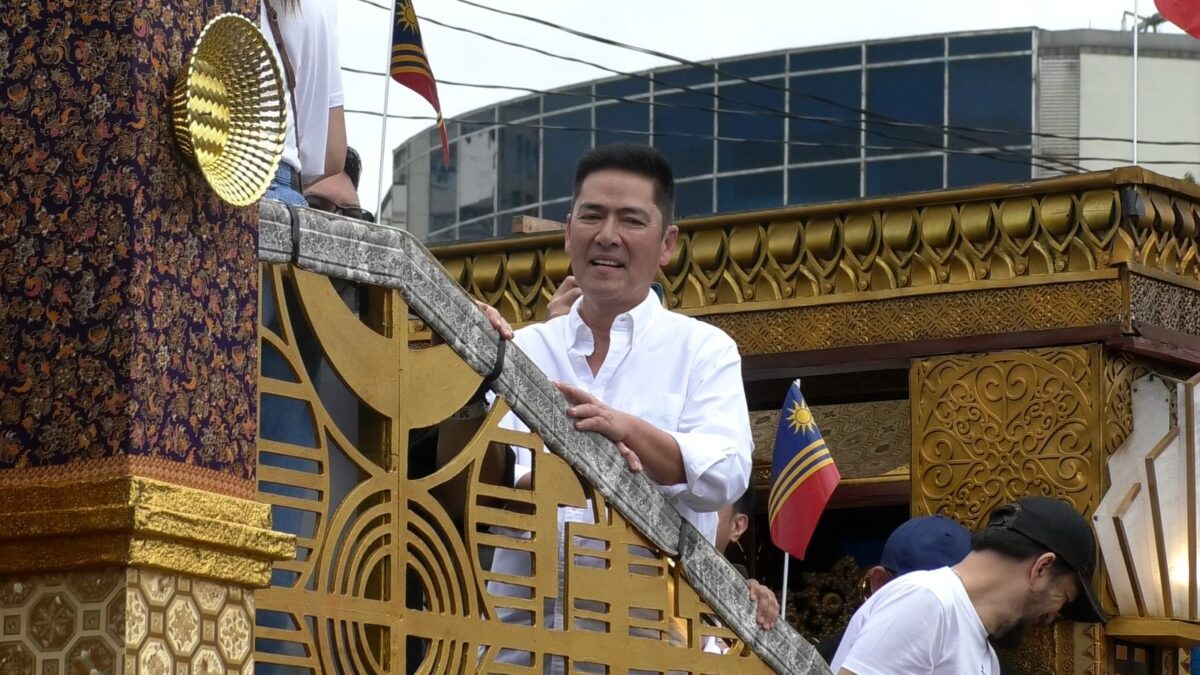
[0, 0, 259, 489]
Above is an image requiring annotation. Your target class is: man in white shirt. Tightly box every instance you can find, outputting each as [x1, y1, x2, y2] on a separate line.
[456, 144, 754, 668]
[830, 497, 1107, 675]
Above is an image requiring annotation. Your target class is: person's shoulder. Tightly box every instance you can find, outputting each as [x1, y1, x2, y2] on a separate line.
[654, 308, 737, 346]
[512, 314, 569, 348]
[881, 568, 961, 606]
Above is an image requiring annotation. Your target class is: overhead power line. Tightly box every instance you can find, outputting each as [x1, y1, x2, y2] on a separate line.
[414, 15, 1079, 175]
[446, 0, 1089, 173]
[343, 65, 1200, 149]
[349, 110, 1196, 168]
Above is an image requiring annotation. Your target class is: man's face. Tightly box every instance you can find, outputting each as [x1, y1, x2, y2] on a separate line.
[564, 169, 677, 316]
[991, 559, 1079, 649]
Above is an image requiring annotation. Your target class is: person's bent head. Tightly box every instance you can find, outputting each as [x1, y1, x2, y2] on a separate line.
[864, 515, 970, 595]
[971, 497, 1106, 648]
[715, 487, 754, 553]
[305, 146, 373, 222]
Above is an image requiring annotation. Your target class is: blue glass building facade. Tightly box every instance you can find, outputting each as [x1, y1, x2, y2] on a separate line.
[391, 29, 1039, 242]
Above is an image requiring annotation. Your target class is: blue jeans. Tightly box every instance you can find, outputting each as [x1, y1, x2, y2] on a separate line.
[265, 163, 306, 205]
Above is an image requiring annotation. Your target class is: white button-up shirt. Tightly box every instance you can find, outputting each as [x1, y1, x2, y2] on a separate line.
[500, 289, 753, 542]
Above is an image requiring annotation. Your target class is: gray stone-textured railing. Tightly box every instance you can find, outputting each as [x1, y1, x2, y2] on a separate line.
[258, 200, 830, 675]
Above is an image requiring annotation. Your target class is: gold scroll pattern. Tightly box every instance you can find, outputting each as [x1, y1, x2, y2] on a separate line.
[432, 173, 1200, 324]
[0, 567, 252, 675]
[911, 346, 1103, 529]
[254, 265, 774, 674]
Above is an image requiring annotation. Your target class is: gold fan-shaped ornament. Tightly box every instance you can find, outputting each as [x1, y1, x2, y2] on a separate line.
[173, 13, 286, 206]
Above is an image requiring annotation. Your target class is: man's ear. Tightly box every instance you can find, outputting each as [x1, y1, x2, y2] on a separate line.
[728, 513, 750, 545]
[866, 566, 893, 595]
[658, 224, 679, 266]
[1030, 552, 1057, 584]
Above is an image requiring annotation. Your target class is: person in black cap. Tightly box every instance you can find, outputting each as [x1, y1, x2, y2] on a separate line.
[816, 515, 971, 663]
[830, 497, 1106, 675]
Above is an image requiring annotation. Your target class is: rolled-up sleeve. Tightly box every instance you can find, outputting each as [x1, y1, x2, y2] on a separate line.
[660, 336, 752, 512]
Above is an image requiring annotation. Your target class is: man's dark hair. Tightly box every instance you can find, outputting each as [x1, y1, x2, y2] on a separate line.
[344, 146, 363, 190]
[572, 143, 675, 226]
[730, 486, 754, 517]
[971, 527, 1072, 576]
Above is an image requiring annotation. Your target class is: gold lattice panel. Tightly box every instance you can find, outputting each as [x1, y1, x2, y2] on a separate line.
[254, 264, 775, 673]
[910, 346, 1108, 528]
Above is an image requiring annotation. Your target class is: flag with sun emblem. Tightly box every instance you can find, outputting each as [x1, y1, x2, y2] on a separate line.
[391, 0, 451, 165]
[767, 380, 840, 560]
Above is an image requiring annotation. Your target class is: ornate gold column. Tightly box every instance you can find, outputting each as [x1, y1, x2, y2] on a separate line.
[910, 345, 1148, 675]
[0, 1, 293, 672]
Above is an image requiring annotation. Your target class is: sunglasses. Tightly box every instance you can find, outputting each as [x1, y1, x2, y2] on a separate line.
[305, 194, 375, 223]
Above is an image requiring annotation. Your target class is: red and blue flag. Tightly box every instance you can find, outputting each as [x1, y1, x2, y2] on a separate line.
[767, 380, 840, 560]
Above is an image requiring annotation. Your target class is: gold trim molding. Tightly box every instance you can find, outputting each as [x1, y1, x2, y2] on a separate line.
[429, 167, 1200, 329]
[0, 476, 294, 587]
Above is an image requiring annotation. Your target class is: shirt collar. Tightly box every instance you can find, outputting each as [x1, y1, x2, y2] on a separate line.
[565, 288, 662, 346]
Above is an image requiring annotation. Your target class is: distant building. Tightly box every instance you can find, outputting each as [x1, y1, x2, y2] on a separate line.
[384, 28, 1200, 242]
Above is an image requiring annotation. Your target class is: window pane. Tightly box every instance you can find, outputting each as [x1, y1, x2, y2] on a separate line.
[655, 66, 714, 91]
[947, 152, 1031, 188]
[457, 128, 498, 223]
[498, 127, 540, 211]
[654, 90, 714, 178]
[949, 31, 1032, 56]
[865, 156, 942, 196]
[675, 179, 713, 219]
[789, 163, 860, 204]
[542, 109, 592, 202]
[540, 198, 572, 223]
[457, 218, 496, 242]
[500, 97, 540, 122]
[866, 63, 944, 156]
[718, 171, 783, 212]
[718, 81, 785, 172]
[460, 107, 495, 125]
[790, 46, 861, 72]
[948, 56, 1031, 150]
[720, 55, 785, 79]
[429, 141, 457, 233]
[790, 70, 862, 162]
[596, 101, 649, 146]
[544, 84, 593, 114]
[597, 77, 648, 99]
[867, 38, 943, 64]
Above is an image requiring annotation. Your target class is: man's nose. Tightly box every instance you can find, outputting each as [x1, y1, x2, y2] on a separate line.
[595, 216, 620, 245]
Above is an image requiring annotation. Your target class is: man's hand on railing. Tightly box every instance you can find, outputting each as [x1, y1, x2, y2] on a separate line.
[747, 579, 780, 631]
[475, 300, 514, 340]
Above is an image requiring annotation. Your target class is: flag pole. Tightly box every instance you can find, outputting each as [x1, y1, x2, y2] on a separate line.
[1133, 0, 1140, 165]
[376, 0, 398, 221]
[780, 551, 791, 616]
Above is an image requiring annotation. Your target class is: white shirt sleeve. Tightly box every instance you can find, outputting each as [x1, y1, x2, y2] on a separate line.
[658, 336, 752, 512]
[831, 584, 945, 675]
[324, 1, 344, 107]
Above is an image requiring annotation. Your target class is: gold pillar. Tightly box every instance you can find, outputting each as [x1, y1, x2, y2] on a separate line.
[910, 345, 1142, 675]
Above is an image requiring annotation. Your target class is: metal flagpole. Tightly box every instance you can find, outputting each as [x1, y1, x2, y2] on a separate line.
[376, 0, 398, 221]
[780, 551, 791, 616]
[1133, 0, 1140, 165]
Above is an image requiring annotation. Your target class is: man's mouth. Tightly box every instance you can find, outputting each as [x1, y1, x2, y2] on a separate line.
[590, 258, 624, 268]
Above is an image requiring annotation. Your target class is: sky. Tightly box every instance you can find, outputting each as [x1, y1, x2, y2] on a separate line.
[332, 0, 1184, 210]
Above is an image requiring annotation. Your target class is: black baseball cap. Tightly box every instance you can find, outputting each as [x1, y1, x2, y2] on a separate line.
[984, 497, 1107, 624]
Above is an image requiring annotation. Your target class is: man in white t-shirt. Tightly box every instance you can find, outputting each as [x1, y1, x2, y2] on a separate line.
[831, 497, 1107, 675]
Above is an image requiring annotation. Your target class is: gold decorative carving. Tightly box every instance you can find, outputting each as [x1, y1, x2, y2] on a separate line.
[0, 477, 294, 587]
[255, 264, 778, 673]
[1128, 267, 1200, 338]
[751, 400, 909, 479]
[430, 168, 1200, 327]
[911, 347, 1104, 527]
[705, 276, 1122, 356]
[0, 567, 251, 674]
